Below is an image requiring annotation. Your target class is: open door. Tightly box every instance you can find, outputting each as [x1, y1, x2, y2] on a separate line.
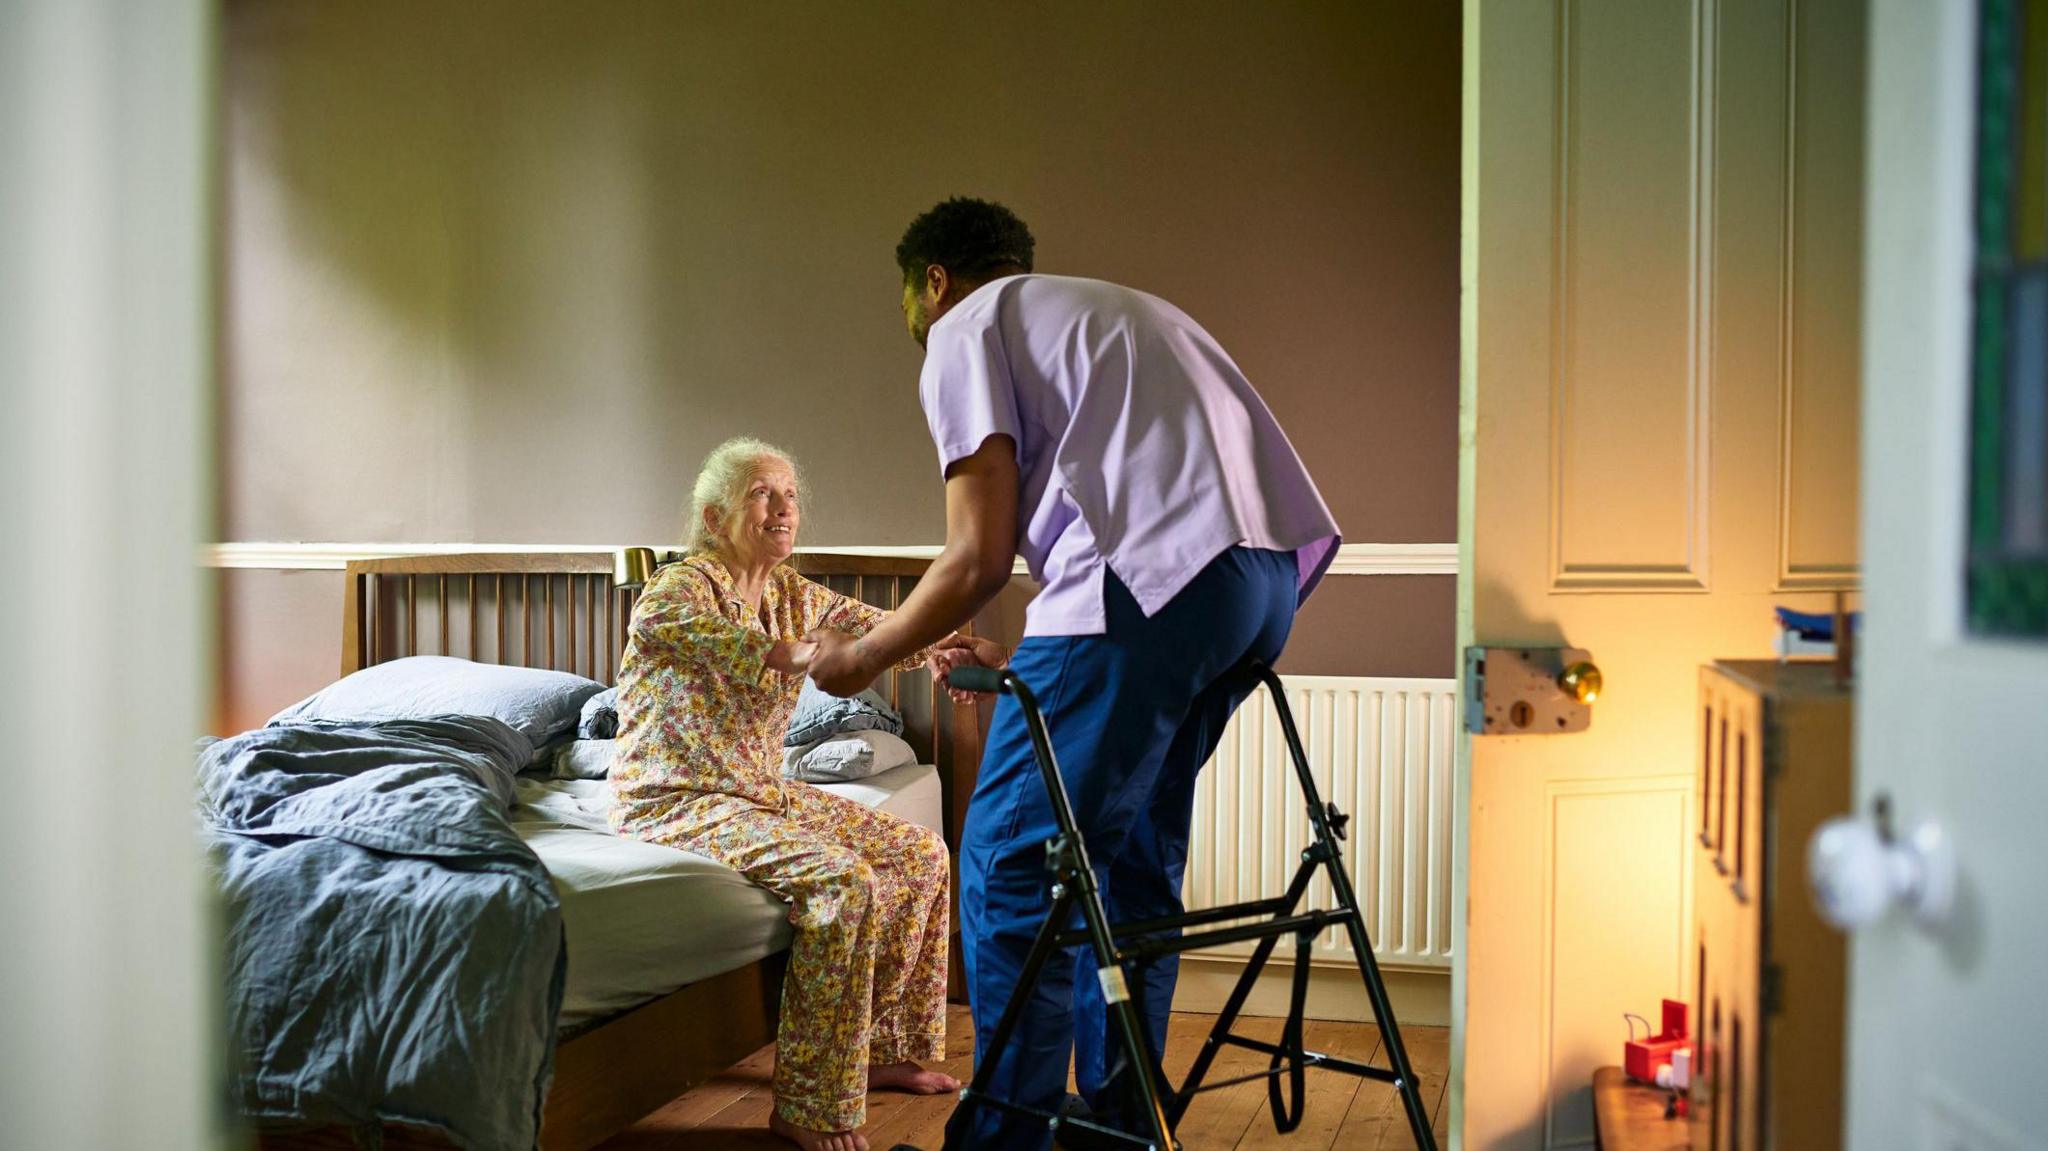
[1455, 1, 1866, 1146]
[1844, 1, 2048, 1146]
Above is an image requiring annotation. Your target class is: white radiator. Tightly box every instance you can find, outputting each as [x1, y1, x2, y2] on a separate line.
[1182, 675, 1461, 970]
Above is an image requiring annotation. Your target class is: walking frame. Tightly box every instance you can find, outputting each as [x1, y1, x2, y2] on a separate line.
[925, 662, 1439, 1151]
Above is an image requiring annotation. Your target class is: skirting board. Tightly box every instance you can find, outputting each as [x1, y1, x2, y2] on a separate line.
[1170, 956, 1450, 1029]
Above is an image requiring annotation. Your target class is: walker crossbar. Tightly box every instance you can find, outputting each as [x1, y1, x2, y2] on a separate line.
[1056, 908, 1354, 960]
[932, 663, 1439, 1151]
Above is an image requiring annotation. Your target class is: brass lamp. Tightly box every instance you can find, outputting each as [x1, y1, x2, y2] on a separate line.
[613, 546, 659, 589]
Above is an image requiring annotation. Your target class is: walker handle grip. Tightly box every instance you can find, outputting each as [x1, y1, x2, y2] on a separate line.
[946, 665, 1007, 694]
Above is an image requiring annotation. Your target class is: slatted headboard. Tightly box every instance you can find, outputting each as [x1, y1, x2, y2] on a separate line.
[339, 550, 988, 846]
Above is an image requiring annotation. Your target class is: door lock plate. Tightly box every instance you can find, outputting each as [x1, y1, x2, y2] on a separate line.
[1464, 646, 1596, 735]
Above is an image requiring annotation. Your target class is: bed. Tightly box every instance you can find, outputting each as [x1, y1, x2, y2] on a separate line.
[254, 550, 992, 1151]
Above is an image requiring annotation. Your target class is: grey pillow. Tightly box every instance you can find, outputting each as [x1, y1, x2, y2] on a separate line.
[782, 730, 918, 783]
[269, 655, 605, 758]
[579, 687, 619, 739]
[785, 677, 903, 747]
[548, 738, 616, 780]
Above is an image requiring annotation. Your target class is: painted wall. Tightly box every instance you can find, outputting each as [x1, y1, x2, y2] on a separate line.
[219, 0, 1461, 729]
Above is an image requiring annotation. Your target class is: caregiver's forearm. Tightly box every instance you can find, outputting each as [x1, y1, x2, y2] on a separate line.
[853, 434, 1019, 671]
[856, 543, 1010, 669]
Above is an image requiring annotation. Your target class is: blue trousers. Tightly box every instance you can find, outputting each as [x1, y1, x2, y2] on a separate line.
[955, 546, 1298, 1150]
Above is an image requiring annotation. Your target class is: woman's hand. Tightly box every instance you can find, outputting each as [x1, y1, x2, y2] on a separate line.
[805, 629, 879, 696]
[765, 639, 817, 677]
[927, 634, 1008, 704]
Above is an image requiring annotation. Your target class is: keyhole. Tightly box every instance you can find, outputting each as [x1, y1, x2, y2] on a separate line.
[1510, 701, 1534, 728]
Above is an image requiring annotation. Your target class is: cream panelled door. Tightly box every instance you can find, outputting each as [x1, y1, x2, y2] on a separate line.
[1454, 2, 1864, 1149]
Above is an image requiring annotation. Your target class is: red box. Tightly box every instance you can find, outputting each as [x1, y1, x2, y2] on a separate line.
[1624, 999, 1689, 1082]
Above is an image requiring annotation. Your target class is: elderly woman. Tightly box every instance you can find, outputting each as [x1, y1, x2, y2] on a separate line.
[610, 437, 959, 1151]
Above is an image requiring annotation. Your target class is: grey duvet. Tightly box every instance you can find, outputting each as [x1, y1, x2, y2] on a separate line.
[199, 715, 566, 1150]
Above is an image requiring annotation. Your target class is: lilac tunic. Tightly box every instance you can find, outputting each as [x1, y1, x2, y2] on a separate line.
[918, 273, 1341, 636]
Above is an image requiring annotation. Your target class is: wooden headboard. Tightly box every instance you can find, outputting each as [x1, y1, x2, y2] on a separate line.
[339, 550, 988, 847]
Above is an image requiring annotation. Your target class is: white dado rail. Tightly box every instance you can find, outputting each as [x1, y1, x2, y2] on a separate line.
[203, 542, 1459, 578]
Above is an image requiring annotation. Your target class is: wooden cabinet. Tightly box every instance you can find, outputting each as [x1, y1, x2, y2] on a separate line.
[1691, 661, 1851, 1151]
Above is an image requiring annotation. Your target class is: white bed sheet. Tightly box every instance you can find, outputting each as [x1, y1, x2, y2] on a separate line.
[511, 763, 944, 1033]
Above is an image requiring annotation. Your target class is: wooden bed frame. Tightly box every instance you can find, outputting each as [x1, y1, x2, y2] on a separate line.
[260, 550, 991, 1151]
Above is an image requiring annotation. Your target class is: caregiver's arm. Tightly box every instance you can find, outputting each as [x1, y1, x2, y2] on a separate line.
[809, 435, 1017, 694]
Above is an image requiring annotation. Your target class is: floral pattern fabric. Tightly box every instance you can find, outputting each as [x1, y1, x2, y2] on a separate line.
[609, 555, 949, 1131]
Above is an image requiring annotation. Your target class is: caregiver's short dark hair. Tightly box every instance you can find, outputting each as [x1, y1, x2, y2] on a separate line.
[895, 197, 1036, 287]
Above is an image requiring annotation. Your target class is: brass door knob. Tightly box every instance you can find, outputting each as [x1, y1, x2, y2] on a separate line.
[1558, 661, 1603, 704]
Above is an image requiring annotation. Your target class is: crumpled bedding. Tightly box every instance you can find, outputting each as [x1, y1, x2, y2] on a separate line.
[199, 715, 566, 1150]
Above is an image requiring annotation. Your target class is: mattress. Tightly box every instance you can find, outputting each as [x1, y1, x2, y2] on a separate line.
[510, 764, 944, 1033]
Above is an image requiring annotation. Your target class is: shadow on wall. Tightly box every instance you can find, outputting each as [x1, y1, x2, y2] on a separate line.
[222, 0, 1459, 549]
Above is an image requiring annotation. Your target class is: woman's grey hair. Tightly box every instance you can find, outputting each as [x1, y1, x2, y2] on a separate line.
[685, 436, 803, 556]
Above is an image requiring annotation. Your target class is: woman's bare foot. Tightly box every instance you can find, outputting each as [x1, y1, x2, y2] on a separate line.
[769, 1110, 868, 1151]
[867, 1060, 962, 1094]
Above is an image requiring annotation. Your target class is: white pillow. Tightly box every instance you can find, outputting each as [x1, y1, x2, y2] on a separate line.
[268, 655, 605, 760]
[547, 739, 617, 781]
[782, 730, 918, 783]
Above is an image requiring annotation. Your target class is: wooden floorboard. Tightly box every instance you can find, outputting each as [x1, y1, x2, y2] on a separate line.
[1429, 1034, 1452, 1148]
[851, 1014, 977, 1150]
[1226, 1019, 1364, 1151]
[1160, 1014, 1285, 1151]
[1331, 1024, 1447, 1150]
[591, 1006, 1448, 1151]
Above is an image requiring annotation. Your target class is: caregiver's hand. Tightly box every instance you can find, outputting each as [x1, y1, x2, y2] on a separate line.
[806, 629, 877, 697]
[927, 648, 979, 705]
[928, 635, 1008, 704]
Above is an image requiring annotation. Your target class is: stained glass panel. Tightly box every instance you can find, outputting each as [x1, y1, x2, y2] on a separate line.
[1969, 0, 2048, 637]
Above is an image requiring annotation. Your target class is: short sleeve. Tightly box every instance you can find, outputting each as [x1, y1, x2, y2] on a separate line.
[920, 304, 1024, 475]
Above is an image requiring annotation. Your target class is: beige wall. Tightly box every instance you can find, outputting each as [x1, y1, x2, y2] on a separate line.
[219, 0, 1460, 730]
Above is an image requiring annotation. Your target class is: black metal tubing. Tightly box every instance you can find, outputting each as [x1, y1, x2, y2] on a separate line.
[952, 1091, 1169, 1151]
[1217, 1036, 1400, 1082]
[958, 886, 1073, 1103]
[1184, 1058, 1326, 1096]
[942, 661, 1439, 1151]
[1269, 928, 1312, 1132]
[1252, 665, 1435, 1148]
[1112, 912, 1351, 962]
[941, 671, 1177, 1151]
[1167, 840, 1324, 1125]
[1055, 907, 1347, 956]
[1056, 896, 1295, 944]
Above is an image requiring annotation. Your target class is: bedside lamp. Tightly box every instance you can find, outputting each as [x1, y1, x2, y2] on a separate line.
[613, 547, 658, 589]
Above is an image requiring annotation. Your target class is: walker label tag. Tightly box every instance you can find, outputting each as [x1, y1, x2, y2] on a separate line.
[1098, 965, 1131, 1004]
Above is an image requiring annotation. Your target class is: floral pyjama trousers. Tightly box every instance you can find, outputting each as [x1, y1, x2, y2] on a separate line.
[631, 779, 950, 1131]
